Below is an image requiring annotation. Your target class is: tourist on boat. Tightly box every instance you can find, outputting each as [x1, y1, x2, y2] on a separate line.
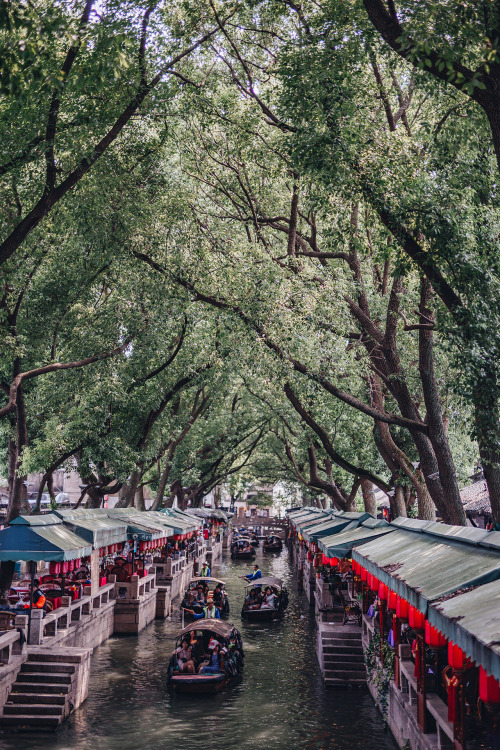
[245, 588, 262, 609]
[185, 599, 221, 620]
[200, 562, 211, 577]
[175, 638, 195, 673]
[200, 643, 222, 674]
[243, 565, 262, 582]
[212, 583, 224, 607]
[194, 585, 207, 604]
[260, 587, 277, 609]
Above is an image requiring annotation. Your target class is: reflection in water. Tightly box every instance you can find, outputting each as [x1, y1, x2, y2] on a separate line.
[0, 548, 396, 750]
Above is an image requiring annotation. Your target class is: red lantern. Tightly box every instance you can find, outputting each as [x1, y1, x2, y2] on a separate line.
[49, 561, 61, 575]
[139, 541, 146, 552]
[387, 590, 397, 610]
[68, 559, 75, 572]
[448, 643, 465, 670]
[425, 621, 447, 648]
[360, 567, 367, 582]
[396, 596, 409, 620]
[307, 550, 313, 562]
[322, 554, 328, 565]
[378, 582, 388, 600]
[369, 574, 379, 592]
[479, 667, 500, 704]
[330, 557, 339, 567]
[313, 555, 320, 569]
[409, 605, 425, 630]
[352, 560, 359, 574]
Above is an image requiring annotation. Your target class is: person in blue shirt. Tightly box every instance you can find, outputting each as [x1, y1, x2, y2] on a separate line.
[186, 599, 220, 620]
[200, 643, 222, 674]
[200, 562, 210, 577]
[243, 564, 262, 582]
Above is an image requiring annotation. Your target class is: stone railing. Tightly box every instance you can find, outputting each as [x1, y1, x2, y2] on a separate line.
[0, 627, 25, 664]
[40, 581, 116, 644]
[114, 572, 155, 602]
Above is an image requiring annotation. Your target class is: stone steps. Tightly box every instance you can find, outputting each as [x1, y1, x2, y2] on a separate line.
[0, 652, 77, 731]
[320, 628, 367, 688]
[11, 682, 70, 695]
[8, 693, 66, 706]
[20, 662, 76, 674]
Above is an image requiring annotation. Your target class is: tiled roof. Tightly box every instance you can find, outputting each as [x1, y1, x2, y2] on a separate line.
[460, 480, 491, 513]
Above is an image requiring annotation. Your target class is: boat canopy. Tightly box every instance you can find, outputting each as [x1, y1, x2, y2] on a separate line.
[0, 514, 92, 561]
[352, 520, 500, 615]
[189, 577, 226, 586]
[179, 619, 238, 639]
[244, 576, 283, 589]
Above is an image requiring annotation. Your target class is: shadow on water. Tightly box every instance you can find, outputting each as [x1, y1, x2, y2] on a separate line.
[0, 548, 397, 750]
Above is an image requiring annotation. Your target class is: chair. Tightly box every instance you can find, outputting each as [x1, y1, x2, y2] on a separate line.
[339, 590, 362, 626]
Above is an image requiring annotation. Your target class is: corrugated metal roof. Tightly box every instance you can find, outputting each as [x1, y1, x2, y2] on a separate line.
[54, 510, 128, 548]
[0, 523, 92, 561]
[302, 517, 355, 542]
[107, 511, 173, 540]
[319, 520, 393, 558]
[427, 578, 500, 682]
[353, 528, 500, 614]
[10, 513, 62, 527]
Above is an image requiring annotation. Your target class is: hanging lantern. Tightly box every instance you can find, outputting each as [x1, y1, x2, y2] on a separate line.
[49, 561, 61, 576]
[330, 557, 339, 567]
[479, 667, 500, 704]
[378, 582, 388, 601]
[387, 590, 397, 610]
[322, 554, 329, 565]
[62, 561, 69, 574]
[313, 555, 320, 569]
[448, 643, 465, 669]
[409, 605, 425, 630]
[425, 621, 447, 648]
[396, 596, 409, 620]
[68, 559, 75, 572]
[139, 541, 147, 552]
[369, 574, 379, 592]
[307, 550, 313, 562]
[360, 567, 367, 582]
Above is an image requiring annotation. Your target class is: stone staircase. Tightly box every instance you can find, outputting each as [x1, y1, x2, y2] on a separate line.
[321, 628, 367, 687]
[0, 651, 80, 730]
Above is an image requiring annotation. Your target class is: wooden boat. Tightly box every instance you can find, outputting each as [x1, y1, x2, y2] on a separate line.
[180, 576, 230, 619]
[230, 540, 256, 559]
[241, 576, 289, 622]
[167, 620, 244, 693]
[263, 535, 283, 553]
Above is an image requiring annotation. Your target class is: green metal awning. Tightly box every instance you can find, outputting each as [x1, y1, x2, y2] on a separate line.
[352, 525, 500, 615]
[106, 510, 173, 541]
[319, 520, 393, 559]
[295, 513, 334, 532]
[303, 517, 358, 542]
[156, 509, 200, 535]
[427, 578, 500, 683]
[291, 510, 329, 529]
[0, 516, 92, 561]
[54, 509, 128, 548]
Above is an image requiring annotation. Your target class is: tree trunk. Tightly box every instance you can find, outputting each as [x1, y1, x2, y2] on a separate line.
[415, 468, 436, 521]
[135, 485, 146, 511]
[419, 279, 465, 525]
[361, 479, 377, 515]
[474, 388, 500, 524]
[116, 469, 142, 508]
[393, 485, 407, 518]
[86, 486, 103, 509]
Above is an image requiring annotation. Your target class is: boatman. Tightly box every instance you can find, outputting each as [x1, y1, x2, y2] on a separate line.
[243, 564, 262, 582]
[200, 562, 211, 577]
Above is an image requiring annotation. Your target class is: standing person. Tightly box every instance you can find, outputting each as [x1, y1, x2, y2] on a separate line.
[200, 562, 210, 577]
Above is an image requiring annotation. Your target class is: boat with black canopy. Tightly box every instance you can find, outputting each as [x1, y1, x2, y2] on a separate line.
[241, 576, 289, 621]
[180, 576, 230, 618]
[167, 620, 244, 693]
[263, 534, 283, 553]
[230, 538, 256, 559]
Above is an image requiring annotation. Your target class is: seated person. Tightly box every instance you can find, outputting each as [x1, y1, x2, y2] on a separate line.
[190, 634, 208, 668]
[260, 586, 277, 609]
[246, 588, 262, 610]
[212, 583, 224, 607]
[175, 638, 195, 673]
[200, 643, 222, 674]
[193, 585, 207, 605]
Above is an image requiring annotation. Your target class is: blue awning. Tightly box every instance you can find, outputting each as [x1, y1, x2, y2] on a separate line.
[0, 516, 92, 561]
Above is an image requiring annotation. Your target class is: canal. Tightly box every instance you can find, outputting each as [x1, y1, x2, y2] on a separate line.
[0, 547, 397, 750]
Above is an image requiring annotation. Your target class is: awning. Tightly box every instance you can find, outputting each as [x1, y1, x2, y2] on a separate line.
[290, 510, 330, 529]
[0, 515, 92, 561]
[302, 513, 373, 543]
[156, 509, 200, 535]
[427, 578, 500, 683]
[54, 509, 128, 548]
[352, 522, 500, 614]
[106, 510, 172, 541]
[319, 519, 393, 559]
[294, 512, 335, 532]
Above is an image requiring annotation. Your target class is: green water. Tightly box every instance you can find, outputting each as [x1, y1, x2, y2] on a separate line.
[0, 547, 397, 750]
